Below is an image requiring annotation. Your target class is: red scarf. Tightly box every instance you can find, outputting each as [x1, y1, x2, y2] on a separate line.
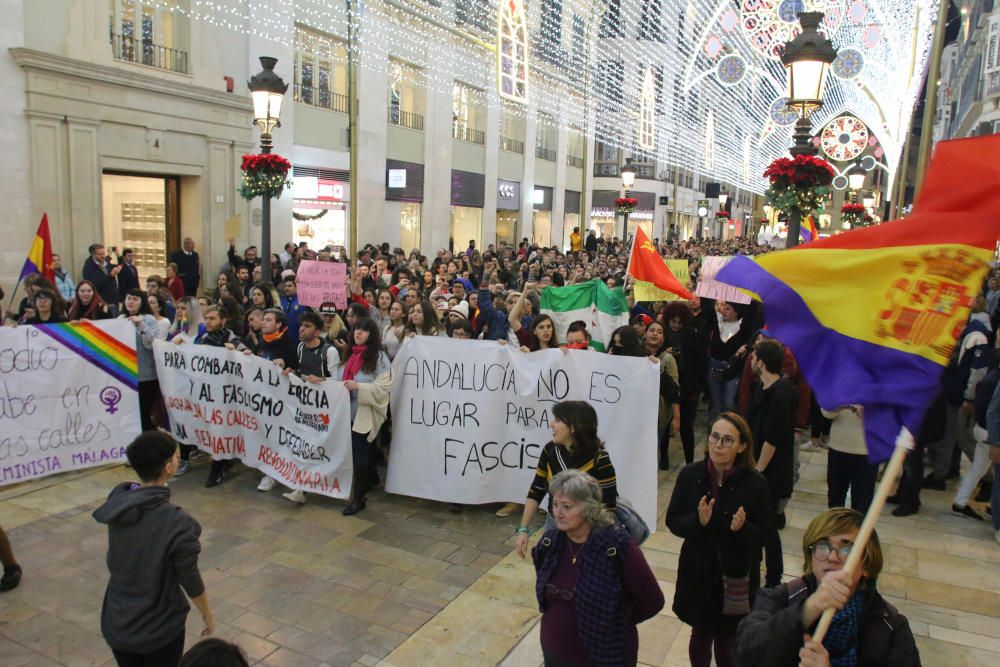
[341, 344, 368, 382]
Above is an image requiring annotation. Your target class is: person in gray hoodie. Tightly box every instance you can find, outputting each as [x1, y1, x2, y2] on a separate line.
[94, 431, 214, 666]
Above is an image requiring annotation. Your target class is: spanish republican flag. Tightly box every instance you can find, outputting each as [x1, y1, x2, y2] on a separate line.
[20, 214, 54, 282]
[627, 227, 694, 300]
[717, 135, 1000, 462]
[800, 215, 819, 243]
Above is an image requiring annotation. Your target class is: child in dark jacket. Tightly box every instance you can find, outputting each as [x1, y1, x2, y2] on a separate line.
[94, 431, 214, 665]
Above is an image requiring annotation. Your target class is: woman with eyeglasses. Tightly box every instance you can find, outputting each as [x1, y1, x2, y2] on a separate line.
[666, 412, 770, 667]
[531, 469, 663, 667]
[736, 507, 920, 666]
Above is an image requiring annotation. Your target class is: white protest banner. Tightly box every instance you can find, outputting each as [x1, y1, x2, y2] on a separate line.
[295, 260, 348, 309]
[695, 256, 753, 304]
[154, 340, 353, 498]
[1, 321, 140, 486]
[385, 337, 660, 529]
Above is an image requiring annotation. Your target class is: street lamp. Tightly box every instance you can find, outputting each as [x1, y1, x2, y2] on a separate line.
[248, 56, 288, 275]
[781, 11, 836, 247]
[697, 202, 709, 240]
[620, 158, 637, 240]
[847, 161, 866, 201]
[719, 191, 729, 208]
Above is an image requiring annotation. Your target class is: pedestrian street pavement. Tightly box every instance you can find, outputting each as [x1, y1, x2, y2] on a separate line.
[1, 438, 999, 666]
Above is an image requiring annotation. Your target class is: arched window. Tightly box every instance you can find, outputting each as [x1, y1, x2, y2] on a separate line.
[639, 66, 656, 150]
[497, 0, 529, 103]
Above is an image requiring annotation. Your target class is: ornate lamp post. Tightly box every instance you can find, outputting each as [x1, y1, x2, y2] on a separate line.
[781, 12, 836, 247]
[248, 56, 288, 272]
[620, 158, 637, 240]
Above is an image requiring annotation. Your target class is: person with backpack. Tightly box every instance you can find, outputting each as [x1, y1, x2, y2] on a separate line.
[274, 312, 340, 505]
[928, 304, 993, 489]
[952, 350, 1000, 520]
[735, 508, 920, 666]
[531, 469, 663, 666]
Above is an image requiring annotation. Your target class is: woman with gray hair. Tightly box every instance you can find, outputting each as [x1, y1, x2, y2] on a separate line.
[532, 470, 664, 667]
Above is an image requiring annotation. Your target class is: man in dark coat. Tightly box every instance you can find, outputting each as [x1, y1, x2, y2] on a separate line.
[169, 237, 200, 297]
[116, 248, 141, 296]
[82, 243, 123, 314]
[744, 339, 797, 588]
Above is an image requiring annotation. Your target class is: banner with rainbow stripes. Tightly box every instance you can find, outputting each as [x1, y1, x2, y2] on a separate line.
[35, 321, 139, 391]
[1, 320, 140, 487]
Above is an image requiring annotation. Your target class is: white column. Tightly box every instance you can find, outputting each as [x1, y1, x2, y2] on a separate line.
[355, 16, 389, 250]
[0, 0, 30, 283]
[422, 66, 455, 253]
[482, 88, 501, 247]
[552, 125, 568, 248]
[520, 104, 538, 242]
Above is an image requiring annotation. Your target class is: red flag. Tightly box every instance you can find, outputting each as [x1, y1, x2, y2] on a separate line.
[627, 227, 694, 300]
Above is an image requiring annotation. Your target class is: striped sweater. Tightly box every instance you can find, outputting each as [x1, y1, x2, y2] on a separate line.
[528, 442, 618, 510]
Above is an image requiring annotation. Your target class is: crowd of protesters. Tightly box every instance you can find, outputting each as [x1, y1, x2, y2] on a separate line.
[10, 225, 1000, 667]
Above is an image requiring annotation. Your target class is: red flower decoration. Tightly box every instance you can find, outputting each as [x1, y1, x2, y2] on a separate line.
[841, 203, 867, 215]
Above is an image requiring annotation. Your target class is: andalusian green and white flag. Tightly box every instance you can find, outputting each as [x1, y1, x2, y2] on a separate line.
[539, 279, 630, 352]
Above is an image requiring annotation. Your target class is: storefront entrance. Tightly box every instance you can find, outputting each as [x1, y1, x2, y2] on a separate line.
[101, 173, 180, 284]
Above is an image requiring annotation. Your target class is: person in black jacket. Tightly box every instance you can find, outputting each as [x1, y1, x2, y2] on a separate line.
[667, 412, 770, 667]
[663, 302, 702, 464]
[82, 244, 123, 315]
[744, 339, 797, 587]
[707, 300, 753, 423]
[116, 248, 141, 297]
[256, 308, 299, 371]
[198, 306, 247, 488]
[735, 508, 920, 666]
[169, 237, 201, 298]
[93, 430, 214, 666]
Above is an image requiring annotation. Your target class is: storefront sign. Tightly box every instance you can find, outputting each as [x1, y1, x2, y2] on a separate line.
[295, 260, 348, 309]
[293, 177, 346, 201]
[385, 337, 659, 529]
[497, 179, 520, 210]
[0, 321, 140, 486]
[388, 169, 407, 188]
[155, 341, 353, 499]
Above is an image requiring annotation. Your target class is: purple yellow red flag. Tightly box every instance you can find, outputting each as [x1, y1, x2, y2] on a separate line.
[20, 213, 54, 283]
[800, 215, 819, 243]
[716, 135, 1000, 462]
[627, 226, 694, 300]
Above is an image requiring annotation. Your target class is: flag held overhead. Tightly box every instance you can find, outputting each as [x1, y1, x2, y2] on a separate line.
[715, 135, 1000, 463]
[20, 213, 55, 283]
[627, 227, 694, 300]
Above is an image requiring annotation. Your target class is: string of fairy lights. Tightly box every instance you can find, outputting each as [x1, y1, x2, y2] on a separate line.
[122, 1, 938, 193]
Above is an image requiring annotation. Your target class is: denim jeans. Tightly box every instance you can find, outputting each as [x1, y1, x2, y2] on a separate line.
[708, 359, 738, 423]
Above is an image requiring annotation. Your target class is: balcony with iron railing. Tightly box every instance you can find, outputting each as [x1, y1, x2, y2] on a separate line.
[111, 33, 188, 74]
[387, 106, 425, 131]
[500, 136, 525, 154]
[566, 154, 585, 168]
[535, 145, 557, 161]
[293, 83, 349, 113]
[453, 122, 486, 145]
[594, 163, 619, 177]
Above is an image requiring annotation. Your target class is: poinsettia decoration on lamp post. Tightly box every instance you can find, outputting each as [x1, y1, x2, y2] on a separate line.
[763, 154, 835, 213]
[615, 197, 638, 215]
[239, 153, 292, 201]
[841, 202, 874, 228]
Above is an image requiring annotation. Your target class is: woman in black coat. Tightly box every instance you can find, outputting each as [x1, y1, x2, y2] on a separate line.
[666, 412, 770, 667]
[662, 302, 701, 464]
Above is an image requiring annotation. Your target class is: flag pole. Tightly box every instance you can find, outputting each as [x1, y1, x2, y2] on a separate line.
[4, 277, 24, 322]
[811, 427, 913, 644]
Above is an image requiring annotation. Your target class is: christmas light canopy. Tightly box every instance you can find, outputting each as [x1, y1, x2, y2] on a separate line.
[127, 0, 940, 197]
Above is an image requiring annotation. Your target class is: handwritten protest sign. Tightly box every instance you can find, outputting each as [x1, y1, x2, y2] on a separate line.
[385, 337, 659, 529]
[155, 340, 353, 498]
[0, 321, 140, 486]
[296, 260, 348, 309]
[695, 256, 752, 304]
[633, 259, 691, 302]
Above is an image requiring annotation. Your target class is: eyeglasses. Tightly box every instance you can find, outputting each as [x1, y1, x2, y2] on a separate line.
[810, 541, 852, 562]
[544, 583, 575, 601]
[707, 431, 738, 448]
